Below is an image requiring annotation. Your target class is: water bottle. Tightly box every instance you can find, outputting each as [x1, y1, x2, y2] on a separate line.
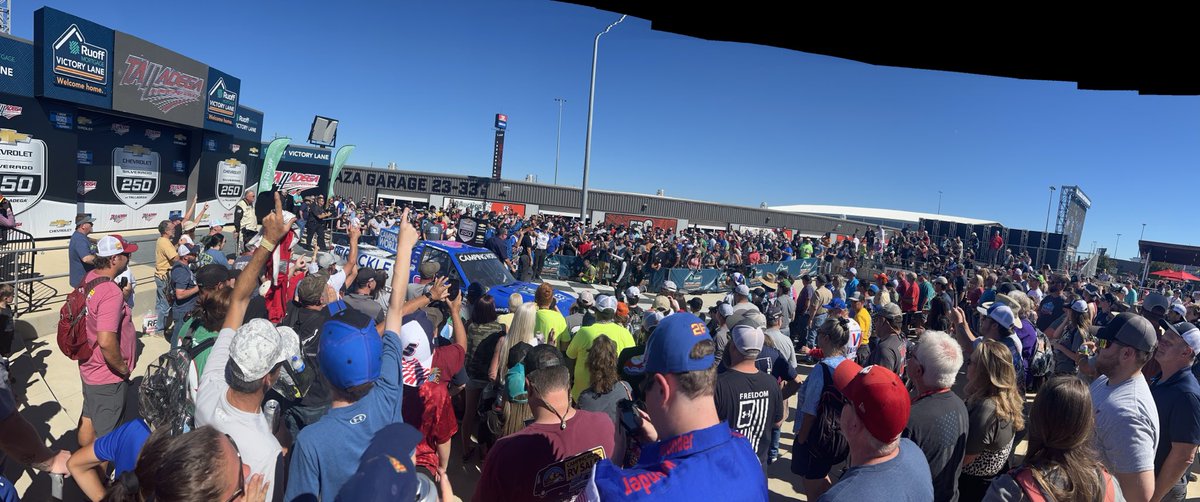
[50, 473, 63, 500]
[263, 399, 279, 431]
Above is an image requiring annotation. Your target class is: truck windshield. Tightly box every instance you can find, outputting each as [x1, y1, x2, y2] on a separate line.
[456, 252, 516, 289]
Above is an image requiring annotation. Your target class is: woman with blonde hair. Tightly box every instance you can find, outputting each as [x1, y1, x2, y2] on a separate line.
[491, 302, 538, 437]
[961, 339, 1026, 500]
[1050, 300, 1093, 376]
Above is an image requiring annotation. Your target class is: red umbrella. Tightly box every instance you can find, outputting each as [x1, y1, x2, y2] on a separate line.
[1150, 269, 1200, 282]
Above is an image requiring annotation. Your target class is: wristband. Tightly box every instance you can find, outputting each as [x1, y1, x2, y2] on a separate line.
[260, 238, 277, 252]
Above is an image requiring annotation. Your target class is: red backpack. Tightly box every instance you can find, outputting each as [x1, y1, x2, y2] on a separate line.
[1012, 465, 1116, 502]
[57, 276, 111, 361]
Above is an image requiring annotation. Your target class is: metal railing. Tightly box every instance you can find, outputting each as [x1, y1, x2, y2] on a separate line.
[0, 227, 55, 316]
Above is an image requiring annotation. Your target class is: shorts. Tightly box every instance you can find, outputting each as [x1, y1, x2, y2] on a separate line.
[790, 441, 835, 480]
[81, 380, 129, 437]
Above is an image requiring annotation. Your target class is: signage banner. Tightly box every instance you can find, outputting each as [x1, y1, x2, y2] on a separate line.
[376, 227, 399, 255]
[232, 106, 263, 142]
[194, 132, 261, 228]
[35, 7, 114, 108]
[487, 201, 525, 217]
[329, 144, 355, 198]
[273, 145, 330, 197]
[602, 213, 678, 232]
[747, 259, 820, 288]
[0, 36, 35, 97]
[258, 137, 290, 193]
[110, 144, 159, 210]
[203, 67, 240, 134]
[648, 268, 723, 294]
[113, 32, 208, 128]
[0, 96, 78, 238]
[338, 170, 492, 199]
[455, 216, 479, 245]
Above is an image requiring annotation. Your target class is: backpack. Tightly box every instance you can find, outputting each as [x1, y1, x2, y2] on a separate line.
[142, 322, 215, 436]
[1011, 465, 1116, 502]
[57, 276, 112, 361]
[804, 361, 849, 464]
[1027, 329, 1054, 379]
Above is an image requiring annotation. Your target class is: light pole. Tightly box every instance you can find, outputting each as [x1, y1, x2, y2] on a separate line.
[1041, 185, 1056, 267]
[580, 14, 627, 224]
[553, 97, 565, 185]
[1115, 233, 1122, 260]
[937, 190, 943, 215]
[1139, 223, 1147, 263]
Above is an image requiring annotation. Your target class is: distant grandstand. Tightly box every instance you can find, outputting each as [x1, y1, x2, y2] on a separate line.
[770, 204, 999, 230]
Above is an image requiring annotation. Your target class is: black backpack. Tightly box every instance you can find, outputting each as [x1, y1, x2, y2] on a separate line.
[805, 361, 849, 464]
[1027, 329, 1055, 379]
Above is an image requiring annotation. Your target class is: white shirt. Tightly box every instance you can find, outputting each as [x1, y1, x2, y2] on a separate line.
[195, 328, 282, 502]
[536, 232, 550, 250]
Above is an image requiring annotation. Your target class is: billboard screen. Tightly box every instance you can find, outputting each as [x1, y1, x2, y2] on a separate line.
[35, 7, 114, 108]
[112, 32, 208, 128]
[271, 145, 330, 197]
[603, 213, 678, 232]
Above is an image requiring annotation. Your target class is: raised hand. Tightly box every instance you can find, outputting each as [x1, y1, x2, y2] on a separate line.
[428, 276, 450, 301]
[397, 207, 418, 249]
[262, 192, 295, 243]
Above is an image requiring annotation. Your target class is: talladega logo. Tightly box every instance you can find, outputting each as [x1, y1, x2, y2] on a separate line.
[120, 55, 204, 113]
[142, 212, 158, 221]
[274, 171, 321, 194]
[77, 180, 97, 195]
[169, 184, 186, 196]
[110, 213, 128, 223]
[0, 104, 22, 119]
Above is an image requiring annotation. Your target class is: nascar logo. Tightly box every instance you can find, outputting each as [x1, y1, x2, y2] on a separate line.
[0, 104, 22, 119]
[274, 171, 320, 194]
[142, 212, 158, 221]
[77, 180, 96, 195]
[110, 214, 128, 223]
[145, 129, 161, 140]
[169, 184, 186, 196]
[112, 124, 130, 135]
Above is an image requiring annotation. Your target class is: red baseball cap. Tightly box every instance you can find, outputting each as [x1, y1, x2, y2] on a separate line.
[833, 360, 910, 444]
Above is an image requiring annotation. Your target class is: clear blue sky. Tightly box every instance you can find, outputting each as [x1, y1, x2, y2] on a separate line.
[16, 1, 1199, 259]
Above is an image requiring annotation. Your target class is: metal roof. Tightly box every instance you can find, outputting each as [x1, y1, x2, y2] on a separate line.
[770, 204, 999, 226]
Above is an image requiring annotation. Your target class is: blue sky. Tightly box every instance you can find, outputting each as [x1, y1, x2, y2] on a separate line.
[16, 1, 1199, 259]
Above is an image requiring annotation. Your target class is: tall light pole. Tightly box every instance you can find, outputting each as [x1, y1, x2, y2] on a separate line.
[937, 190, 943, 215]
[553, 97, 565, 185]
[1139, 223, 1147, 263]
[1115, 233, 1122, 260]
[1041, 185, 1056, 267]
[580, 14, 627, 224]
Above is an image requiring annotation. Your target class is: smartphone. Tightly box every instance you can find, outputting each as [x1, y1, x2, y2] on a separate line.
[618, 399, 643, 433]
[118, 277, 129, 289]
[447, 278, 462, 301]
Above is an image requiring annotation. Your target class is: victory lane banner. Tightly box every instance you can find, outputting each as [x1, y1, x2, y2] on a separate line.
[195, 131, 262, 228]
[0, 95, 78, 238]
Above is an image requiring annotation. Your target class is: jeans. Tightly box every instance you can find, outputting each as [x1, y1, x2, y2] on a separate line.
[769, 427, 782, 463]
[807, 313, 828, 348]
[154, 276, 170, 335]
[791, 312, 811, 346]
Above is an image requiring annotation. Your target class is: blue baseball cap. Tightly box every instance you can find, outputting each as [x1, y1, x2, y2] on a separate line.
[869, 284, 880, 293]
[643, 312, 714, 374]
[319, 309, 383, 390]
[335, 423, 433, 502]
[823, 298, 847, 311]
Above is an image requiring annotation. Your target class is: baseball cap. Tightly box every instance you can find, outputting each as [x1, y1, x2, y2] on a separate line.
[1171, 302, 1187, 316]
[229, 319, 302, 382]
[873, 302, 904, 320]
[764, 302, 783, 321]
[596, 295, 618, 312]
[732, 284, 751, 298]
[662, 280, 678, 293]
[847, 267, 857, 276]
[1143, 292, 1171, 314]
[1173, 322, 1200, 354]
[716, 303, 734, 318]
[316, 252, 341, 270]
[729, 272, 745, 285]
[1092, 312, 1156, 353]
[847, 292, 864, 303]
[354, 268, 380, 288]
[335, 423, 432, 502]
[208, 217, 224, 227]
[195, 264, 230, 289]
[823, 298, 847, 311]
[318, 308, 384, 389]
[977, 303, 1018, 330]
[418, 262, 440, 279]
[978, 293, 1023, 329]
[75, 213, 95, 227]
[626, 286, 641, 298]
[731, 325, 765, 355]
[643, 313, 714, 374]
[616, 301, 630, 318]
[869, 284, 880, 294]
[177, 243, 198, 256]
[297, 274, 329, 305]
[933, 276, 949, 285]
[833, 361, 910, 443]
[1070, 300, 1088, 313]
[875, 273, 889, 283]
[182, 221, 197, 232]
[643, 311, 666, 331]
[576, 291, 595, 307]
[779, 278, 793, 290]
[95, 235, 138, 257]
[653, 295, 672, 312]
[524, 344, 568, 375]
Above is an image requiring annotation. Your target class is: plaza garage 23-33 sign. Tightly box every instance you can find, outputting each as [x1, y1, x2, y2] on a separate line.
[337, 170, 491, 198]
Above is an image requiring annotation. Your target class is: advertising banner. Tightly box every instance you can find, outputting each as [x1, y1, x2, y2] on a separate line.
[72, 110, 191, 233]
[113, 32, 208, 128]
[195, 132, 262, 227]
[257, 137, 289, 193]
[747, 259, 820, 288]
[602, 213, 678, 232]
[272, 144, 331, 197]
[35, 7, 114, 109]
[487, 201, 525, 216]
[376, 227, 399, 255]
[232, 106, 263, 142]
[0, 36, 35, 97]
[329, 145, 355, 198]
[337, 170, 492, 199]
[0, 96, 78, 238]
[203, 67, 239, 134]
[648, 268, 723, 294]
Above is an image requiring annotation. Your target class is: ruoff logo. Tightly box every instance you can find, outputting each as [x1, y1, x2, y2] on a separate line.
[169, 184, 186, 196]
[274, 171, 320, 194]
[110, 213, 127, 223]
[51, 24, 108, 95]
[206, 77, 238, 125]
[120, 55, 204, 113]
[77, 180, 96, 195]
[145, 129, 161, 140]
[112, 123, 129, 135]
[0, 104, 22, 119]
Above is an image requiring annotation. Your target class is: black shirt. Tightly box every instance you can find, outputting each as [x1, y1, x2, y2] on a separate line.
[868, 333, 906, 377]
[903, 391, 969, 502]
[1036, 294, 1066, 331]
[280, 303, 332, 408]
[714, 369, 784, 467]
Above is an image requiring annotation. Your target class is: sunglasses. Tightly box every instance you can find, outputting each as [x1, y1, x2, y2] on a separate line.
[224, 434, 246, 502]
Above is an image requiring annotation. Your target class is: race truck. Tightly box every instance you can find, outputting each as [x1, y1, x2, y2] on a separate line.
[332, 238, 575, 315]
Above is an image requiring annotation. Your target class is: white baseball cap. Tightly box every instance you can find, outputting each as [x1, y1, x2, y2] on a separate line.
[96, 235, 138, 257]
[626, 286, 641, 298]
[229, 319, 302, 381]
[662, 281, 678, 293]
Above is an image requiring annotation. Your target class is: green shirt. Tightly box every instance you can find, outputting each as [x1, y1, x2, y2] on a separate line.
[566, 322, 636, 400]
[179, 318, 219, 376]
[534, 308, 568, 347]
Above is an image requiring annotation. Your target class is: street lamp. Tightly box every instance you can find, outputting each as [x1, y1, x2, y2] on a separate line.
[1041, 186, 1056, 266]
[580, 14, 627, 224]
[1115, 233, 1122, 260]
[553, 98, 565, 185]
[937, 190, 943, 215]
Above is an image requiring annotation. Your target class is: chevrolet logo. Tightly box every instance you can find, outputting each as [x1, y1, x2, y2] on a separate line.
[0, 128, 31, 144]
[249, 147, 259, 154]
[125, 144, 150, 155]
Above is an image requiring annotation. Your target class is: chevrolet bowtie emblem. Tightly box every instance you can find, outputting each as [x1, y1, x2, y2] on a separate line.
[125, 144, 150, 155]
[0, 129, 31, 144]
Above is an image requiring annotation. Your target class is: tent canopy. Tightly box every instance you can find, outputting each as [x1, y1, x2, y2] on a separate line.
[564, 2, 1199, 95]
[1150, 269, 1200, 282]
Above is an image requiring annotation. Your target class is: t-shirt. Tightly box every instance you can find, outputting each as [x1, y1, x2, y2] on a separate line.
[566, 322, 635, 400]
[585, 423, 765, 501]
[964, 398, 1015, 477]
[343, 293, 385, 324]
[402, 343, 466, 473]
[81, 271, 137, 385]
[1052, 325, 1086, 374]
[817, 439, 934, 501]
[714, 369, 784, 466]
[763, 328, 796, 369]
[1090, 374, 1160, 474]
[868, 333, 906, 377]
[854, 308, 872, 345]
[195, 328, 283, 502]
[1150, 368, 1200, 482]
[845, 277, 859, 299]
[578, 381, 633, 428]
[177, 318, 218, 377]
[476, 410, 616, 502]
[92, 418, 151, 477]
[617, 346, 648, 403]
[169, 263, 197, 314]
[798, 355, 848, 422]
[535, 308, 569, 343]
[903, 390, 968, 502]
[203, 248, 228, 268]
[813, 287, 833, 315]
[69, 231, 93, 287]
[843, 317, 863, 354]
[466, 321, 504, 381]
[154, 236, 177, 279]
[1036, 294, 1066, 331]
[285, 329, 406, 501]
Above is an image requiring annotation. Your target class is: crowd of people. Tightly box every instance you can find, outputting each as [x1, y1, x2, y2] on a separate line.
[0, 189, 1195, 501]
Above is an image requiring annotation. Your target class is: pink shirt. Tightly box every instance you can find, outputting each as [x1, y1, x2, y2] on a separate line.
[81, 271, 137, 385]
